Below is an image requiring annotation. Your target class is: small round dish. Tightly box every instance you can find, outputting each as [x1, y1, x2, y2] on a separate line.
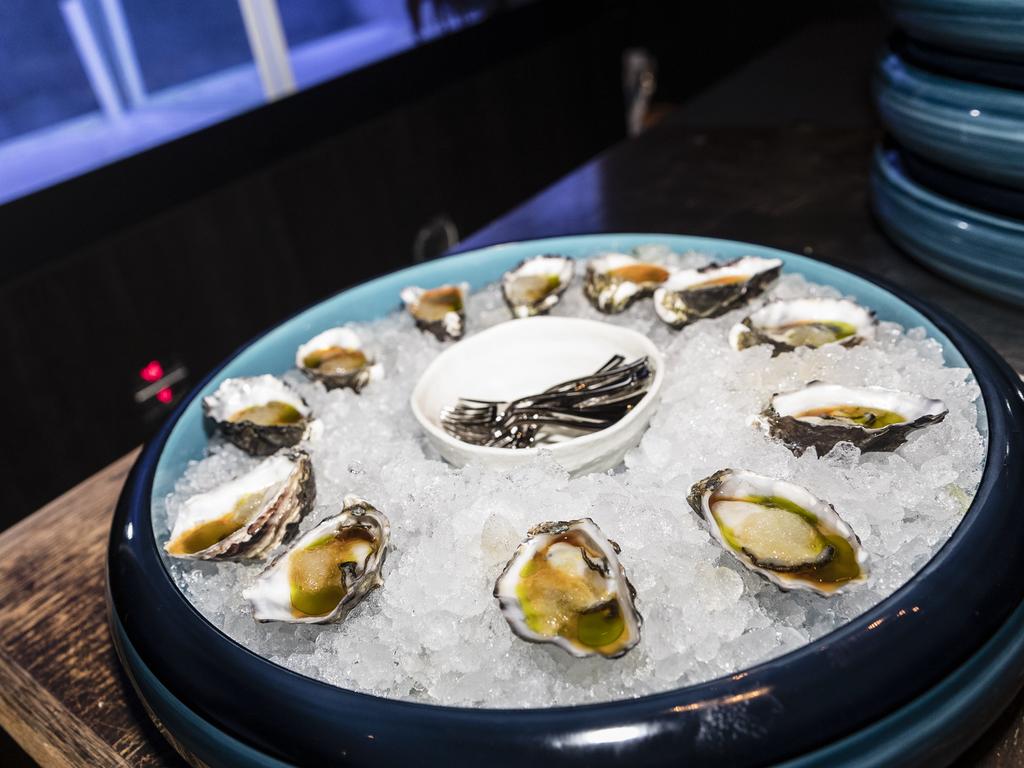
[875, 46, 1024, 189]
[410, 316, 664, 474]
[871, 144, 1024, 306]
[108, 234, 1024, 768]
[883, 0, 1024, 60]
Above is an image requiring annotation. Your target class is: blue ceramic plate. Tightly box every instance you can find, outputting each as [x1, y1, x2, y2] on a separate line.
[871, 144, 1024, 307]
[895, 33, 1024, 91]
[884, 0, 1024, 60]
[875, 47, 1024, 189]
[108, 234, 1024, 767]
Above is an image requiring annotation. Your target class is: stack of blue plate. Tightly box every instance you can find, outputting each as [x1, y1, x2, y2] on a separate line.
[872, 1, 1024, 306]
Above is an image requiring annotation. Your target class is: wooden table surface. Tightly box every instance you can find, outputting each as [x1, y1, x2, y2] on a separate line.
[3, 93, 1024, 768]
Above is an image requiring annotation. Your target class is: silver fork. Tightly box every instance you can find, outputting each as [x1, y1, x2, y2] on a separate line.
[440, 356, 652, 448]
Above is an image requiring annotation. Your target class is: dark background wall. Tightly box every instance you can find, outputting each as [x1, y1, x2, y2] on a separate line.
[0, 0, 823, 529]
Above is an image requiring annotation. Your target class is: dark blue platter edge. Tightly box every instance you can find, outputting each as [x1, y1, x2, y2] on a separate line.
[107, 237, 1024, 768]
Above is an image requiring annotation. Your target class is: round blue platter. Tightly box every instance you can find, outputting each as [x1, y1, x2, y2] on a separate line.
[875, 46, 1024, 190]
[107, 234, 1024, 767]
[883, 0, 1024, 61]
[871, 145, 1024, 307]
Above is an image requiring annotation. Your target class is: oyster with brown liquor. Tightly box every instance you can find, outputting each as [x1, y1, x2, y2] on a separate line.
[653, 255, 782, 328]
[296, 327, 380, 393]
[729, 298, 877, 355]
[203, 375, 311, 456]
[493, 518, 642, 658]
[687, 469, 867, 596]
[165, 449, 315, 561]
[583, 253, 672, 314]
[244, 495, 389, 623]
[501, 254, 574, 318]
[753, 381, 948, 455]
[401, 283, 469, 341]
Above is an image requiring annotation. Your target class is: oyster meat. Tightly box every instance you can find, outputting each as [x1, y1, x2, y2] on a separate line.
[401, 283, 469, 341]
[493, 518, 642, 658]
[753, 381, 948, 455]
[729, 298, 877, 355]
[687, 469, 867, 596]
[584, 253, 672, 314]
[296, 327, 381, 393]
[203, 375, 311, 456]
[165, 449, 315, 561]
[501, 254, 575, 318]
[654, 256, 782, 329]
[244, 495, 389, 623]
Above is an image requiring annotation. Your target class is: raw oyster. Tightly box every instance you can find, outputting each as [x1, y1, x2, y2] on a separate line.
[401, 283, 469, 341]
[753, 381, 948, 455]
[244, 495, 389, 623]
[165, 449, 315, 561]
[493, 518, 642, 658]
[203, 375, 311, 456]
[687, 469, 867, 596]
[729, 298, 877, 355]
[296, 327, 381, 393]
[501, 254, 574, 318]
[584, 253, 672, 314]
[653, 256, 782, 328]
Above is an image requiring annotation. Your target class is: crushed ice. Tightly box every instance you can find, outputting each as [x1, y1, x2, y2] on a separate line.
[157, 246, 985, 708]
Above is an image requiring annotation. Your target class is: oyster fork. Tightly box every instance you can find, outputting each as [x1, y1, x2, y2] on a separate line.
[441, 355, 653, 448]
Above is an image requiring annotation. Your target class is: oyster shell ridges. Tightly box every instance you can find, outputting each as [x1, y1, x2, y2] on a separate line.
[754, 381, 949, 455]
[165, 449, 316, 562]
[244, 494, 390, 624]
[654, 256, 782, 329]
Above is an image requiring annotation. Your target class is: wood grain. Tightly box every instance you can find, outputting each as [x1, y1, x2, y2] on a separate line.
[0, 449, 183, 767]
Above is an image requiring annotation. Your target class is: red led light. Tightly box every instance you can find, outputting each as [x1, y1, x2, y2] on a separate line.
[140, 360, 164, 382]
[156, 387, 173, 404]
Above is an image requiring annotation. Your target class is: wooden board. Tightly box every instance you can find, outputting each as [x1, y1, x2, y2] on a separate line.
[0, 449, 184, 767]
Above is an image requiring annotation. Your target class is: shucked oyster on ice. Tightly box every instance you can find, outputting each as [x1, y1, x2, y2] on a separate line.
[501, 254, 574, 318]
[244, 495, 389, 623]
[494, 518, 642, 658]
[296, 327, 381, 393]
[729, 298, 877, 355]
[687, 469, 867, 596]
[204, 375, 311, 456]
[401, 283, 469, 341]
[165, 449, 315, 561]
[583, 253, 672, 314]
[752, 381, 948, 455]
[653, 256, 782, 329]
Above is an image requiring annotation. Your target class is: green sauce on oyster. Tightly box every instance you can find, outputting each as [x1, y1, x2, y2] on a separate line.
[288, 529, 376, 618]
[229, 401, 304, 427]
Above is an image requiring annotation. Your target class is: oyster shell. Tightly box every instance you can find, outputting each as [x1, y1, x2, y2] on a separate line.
[501, 254, 574, 318]
[583, 253, 672, 314]
[687, 469, 867, 596]
[493, 518, 642, 658]
[753, 381, 948, 455]
[729, 298, 877, 355]
[296, 327, 381, 393]
[165, 449, 315, 561]
[401, 283, 469, 341]
[203, 375, 311, 456]
[244, 495, 390, 623]
[653, 256, 782, 329]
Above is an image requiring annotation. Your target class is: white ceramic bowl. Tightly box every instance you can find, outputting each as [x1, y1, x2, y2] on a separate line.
[410, 316, 665, 474]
